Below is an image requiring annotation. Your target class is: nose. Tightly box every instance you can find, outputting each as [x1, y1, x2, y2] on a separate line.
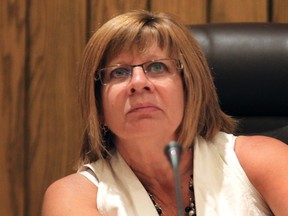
[127, 66, 154, 94]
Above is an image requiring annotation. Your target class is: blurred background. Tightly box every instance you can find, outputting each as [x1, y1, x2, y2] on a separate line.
[1, 0, 287, 215]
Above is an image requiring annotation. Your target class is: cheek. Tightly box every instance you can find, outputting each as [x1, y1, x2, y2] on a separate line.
[172, 76, 185, 104]
[102, 94, 115, 121]
[175, 80, 185, 119]
[162, 77, 185, 122]
[101, 88, 124, 124]
[173, 86, 185, 119]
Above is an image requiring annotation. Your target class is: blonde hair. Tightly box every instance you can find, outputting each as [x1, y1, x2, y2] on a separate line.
[78, 10, 236, 165]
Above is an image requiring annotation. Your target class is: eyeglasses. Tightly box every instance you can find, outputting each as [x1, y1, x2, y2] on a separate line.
[96, 58, 183, 85]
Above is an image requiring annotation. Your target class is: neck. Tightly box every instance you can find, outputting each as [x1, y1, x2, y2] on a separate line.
[115, 137, 193, 192]
[115, 137, 195, 215]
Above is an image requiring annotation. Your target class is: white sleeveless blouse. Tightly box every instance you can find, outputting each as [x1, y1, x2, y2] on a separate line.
[78, 132, 273, 215]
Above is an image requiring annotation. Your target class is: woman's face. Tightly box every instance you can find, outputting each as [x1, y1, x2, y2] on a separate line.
[101, 43, 185, 143]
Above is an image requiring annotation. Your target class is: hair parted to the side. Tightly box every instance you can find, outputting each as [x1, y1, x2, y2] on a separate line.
[77, 10, 237, 166]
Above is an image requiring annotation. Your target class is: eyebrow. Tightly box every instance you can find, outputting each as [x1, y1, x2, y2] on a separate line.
[107, 55, 169, 66]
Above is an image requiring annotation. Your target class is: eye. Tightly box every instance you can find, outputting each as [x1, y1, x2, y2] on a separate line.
[147, 62, 168, 74]
[109, 67, 131, 79]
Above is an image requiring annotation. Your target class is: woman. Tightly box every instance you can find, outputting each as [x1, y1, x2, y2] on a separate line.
[42, 10, 288, 216]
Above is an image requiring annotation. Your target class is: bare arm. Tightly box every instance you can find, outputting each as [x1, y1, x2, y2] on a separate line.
[42, 173, 100, 216]
[235, 135, 288, 216]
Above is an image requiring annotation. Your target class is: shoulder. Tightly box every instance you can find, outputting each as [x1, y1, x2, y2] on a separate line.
[235, 135, 288, 215]
[235, 135, 288, 172]
[235, 135, 287, 158]
[42, 173, 100, 216]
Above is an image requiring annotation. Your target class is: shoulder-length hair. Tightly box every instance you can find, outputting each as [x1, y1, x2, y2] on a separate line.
[78, 10, 236, 165]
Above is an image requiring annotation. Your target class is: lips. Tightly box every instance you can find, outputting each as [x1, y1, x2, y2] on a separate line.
[127, 103, 161, 114]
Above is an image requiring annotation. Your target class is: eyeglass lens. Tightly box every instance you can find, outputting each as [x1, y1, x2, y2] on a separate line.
[98, 59, 182, 85]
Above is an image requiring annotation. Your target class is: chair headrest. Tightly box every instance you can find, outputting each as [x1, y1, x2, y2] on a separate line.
[189, 23, 288, 116]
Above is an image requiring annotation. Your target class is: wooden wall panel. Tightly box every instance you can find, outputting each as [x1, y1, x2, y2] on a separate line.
[27, 1, 86, 215]
[1, 1, 287, 216]
[0, 0, 26, 216]
[150, 0, 207, 24]
[88, 0, 148, 37]
[210, 0, 268, 22]
[273, 0, 288, 22]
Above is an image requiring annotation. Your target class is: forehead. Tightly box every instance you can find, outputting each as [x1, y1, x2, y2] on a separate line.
[107, 42, 169, 65]
[103, 32, 177, 65]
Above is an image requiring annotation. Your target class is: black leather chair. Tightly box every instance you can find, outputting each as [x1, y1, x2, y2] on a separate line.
[190, 23, 288, 143]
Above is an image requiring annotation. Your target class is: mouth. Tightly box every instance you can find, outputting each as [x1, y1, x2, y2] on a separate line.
[127, 103, 161, 114]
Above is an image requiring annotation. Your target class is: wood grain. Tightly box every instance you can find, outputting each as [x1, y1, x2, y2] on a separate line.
[0, 0, 26, 215]
[1, 0, 287, 216]
[88, 0, 148, 37]
[27, 0, 86, 215]
[273, 0, 288, 22]
[210, 0, 268, 22]
[150, 0, 207, 24]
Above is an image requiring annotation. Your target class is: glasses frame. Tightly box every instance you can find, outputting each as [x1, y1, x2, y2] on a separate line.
[95, 58, 183, 85]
